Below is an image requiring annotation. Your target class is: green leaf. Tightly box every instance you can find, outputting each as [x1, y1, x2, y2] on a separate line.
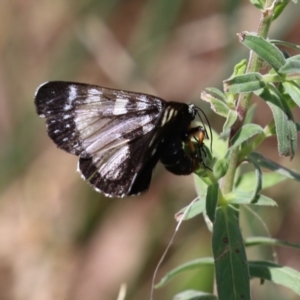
[235, 171, 287, 191]
[278, 82, 297, 109]
[249, 152, 300, 180]
[279, 54, 300, 75]
[230, 157, 268, 205]
[223, 72, 265, 93]
[223, 110, 238, 133]
[245, 155, 262, 202]
[205, 128, 228, 159]
[155, 257, 214, 288]
[203, 87, 227, 102]
[244, 104, 257, 125]
[206, 183, 218, 223]
[287, 119, 298, 159]
[238, 32, 285, 71]
[232, 59, 248, 76]
[212, 204, 251, 300]
[257, 84, 297, 158]
[230, 124, 264, 149]
[282, 81, 300, 108]
[249, 261, 300, 296]
[175, 198, 206, 221]
[226, 191, 277, 206]
[201, 88, 230, 117]
[173, 290, 217, 300]
[250, 0, 265, 9]
[213, 158, 228, 180]
[245, 237, 300, 250]
[194, 172, 209, 195]
[225, 59, 248, 106]
[270, 40, 300, 52]
[158, 258, 300, 297]
[273, 0, 292, 20]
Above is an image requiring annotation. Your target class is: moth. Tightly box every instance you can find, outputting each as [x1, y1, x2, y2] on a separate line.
[35, 81, 211, 197]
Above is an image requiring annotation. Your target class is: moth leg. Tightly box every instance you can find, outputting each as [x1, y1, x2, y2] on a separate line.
[160, 126, 208, 175]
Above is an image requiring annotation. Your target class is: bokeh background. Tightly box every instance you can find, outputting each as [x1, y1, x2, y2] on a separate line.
[1, 1, 300, 300]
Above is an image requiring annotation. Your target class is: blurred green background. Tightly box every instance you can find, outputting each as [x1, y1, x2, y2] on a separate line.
[1, 1, 300, 299]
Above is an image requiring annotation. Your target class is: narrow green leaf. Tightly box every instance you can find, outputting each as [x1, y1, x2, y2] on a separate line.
[283, 81, 300, 108]
[176, 198, 206, 221]
[279, 54, 300, 75]
[235, 171, 287, 191]
[224, 72, 265, 93]
[212, 205, 251, 300]
[223, 110, 238, 133]
[155, 257, 214, 288]
[194, 173, 209, 196]
[246, 155, 262, 202]
[230, 157, 266, 205]
[270, 39, 300, 52]
[267, 101, 289, 156]
[273, 0, 290, 20]
[173, 290, 217, 300]
[201, 89, 230, 117]
[250, 0, 265, 9]
[257, 85, 297, 158]
[202, 128, 228, 159]
[204, 87, 227, 102]
[244, 104, 257, 125]
[245, 237, 300, 250]
[157, 258, 300, 296]
[230, 124, 264, 149]
[249, 152, 300, 180]
[251, 194, 277, 206]
[213, 158, 228, 180]
[232, 59, 247, 76]
[238, 32, 285, 71]
[225, 59, 249, 106]
[287, 119, 297, 159]
[226, 191, 277, 206]
[249, 261, 300, 296]
[206, 183, 218, 223]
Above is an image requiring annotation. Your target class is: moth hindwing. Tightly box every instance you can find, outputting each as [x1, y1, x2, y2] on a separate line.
[35, 81, 210, 197]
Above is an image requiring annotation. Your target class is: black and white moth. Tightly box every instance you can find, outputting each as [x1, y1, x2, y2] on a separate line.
[34, 81, 211, 197]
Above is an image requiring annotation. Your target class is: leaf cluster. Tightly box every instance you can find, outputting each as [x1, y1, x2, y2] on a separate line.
[156, 1, 300, 299]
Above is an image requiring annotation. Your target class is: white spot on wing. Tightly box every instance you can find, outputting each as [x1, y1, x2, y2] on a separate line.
[89, 88, 102, 96]
[128, 172, 138, 192]
[98, 145, 130, 180]
[63, 114, 71, 119]
[64, 85, 77, 111]
[136, 101, 149, 111]
[112, 98, 129, 115]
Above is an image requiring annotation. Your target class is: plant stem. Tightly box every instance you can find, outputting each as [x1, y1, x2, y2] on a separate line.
[221, 2, 276, 195]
